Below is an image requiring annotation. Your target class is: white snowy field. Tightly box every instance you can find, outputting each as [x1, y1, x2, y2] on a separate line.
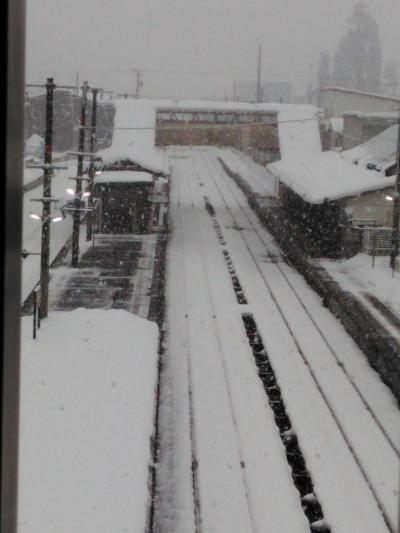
[157, 147, 400, 533]
[18, 309, 159, 533]
[322, 253, 400, 320]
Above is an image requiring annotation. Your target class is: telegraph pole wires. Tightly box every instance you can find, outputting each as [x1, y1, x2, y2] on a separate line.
[71, 81, 89, 267]
[38, 77, 55, 318]
[26, 79, 78, 318]
[133, 69, 143, 98]
[86, 87, 98, 241]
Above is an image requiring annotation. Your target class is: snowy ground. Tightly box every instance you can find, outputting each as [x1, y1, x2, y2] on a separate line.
[322, 253, 400, 337]
[155, 147, 400, 533]
[18, 309, 159, 533]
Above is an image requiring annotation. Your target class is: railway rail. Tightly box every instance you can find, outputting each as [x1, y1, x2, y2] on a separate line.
[179, 147, 398, 532]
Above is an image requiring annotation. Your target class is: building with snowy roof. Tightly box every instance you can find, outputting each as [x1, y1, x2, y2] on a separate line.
[92, 170, 156, 234]
[268, 151, 396, 257]
[342, 124, 398, 176]
[320, 87, 400, 119]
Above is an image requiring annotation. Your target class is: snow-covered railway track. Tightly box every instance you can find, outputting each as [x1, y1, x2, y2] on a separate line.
[203, 152, 400, 459]
[158, 152, 311, 532]
[201, 151, 400, 456]
[189, 148, 399, 533]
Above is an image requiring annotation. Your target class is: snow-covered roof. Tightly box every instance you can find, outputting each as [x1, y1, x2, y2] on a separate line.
[341, 124, 398, 174]
[94, 170, 153, 185]
[278, 108, 322, 160]
[97, 100, 169, 176]
[268, 151, 395, 204]
[26, 133, 44, 145]
[322, 86, 400, 103]
[98, 98, 320, 173]
[155, 99, 317, 114]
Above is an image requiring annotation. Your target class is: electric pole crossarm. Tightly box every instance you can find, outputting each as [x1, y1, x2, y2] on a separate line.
[71, 81, 89, 267]
[86, 88, 98, 241]
[26, 164, 68, 170]
[39, 77, 56, 319]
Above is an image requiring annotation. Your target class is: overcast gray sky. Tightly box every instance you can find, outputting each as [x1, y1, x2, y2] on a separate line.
[26, 0, 400, 99]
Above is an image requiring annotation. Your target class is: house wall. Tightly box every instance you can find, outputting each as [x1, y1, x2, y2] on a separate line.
[277, 180, 395, 257]
[321, 87, 400, 120]
[342, 113, 397, 149]
[341, 188, 394, 227]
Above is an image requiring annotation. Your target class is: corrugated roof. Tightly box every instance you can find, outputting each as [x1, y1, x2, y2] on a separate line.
[341, 124, 398, 174]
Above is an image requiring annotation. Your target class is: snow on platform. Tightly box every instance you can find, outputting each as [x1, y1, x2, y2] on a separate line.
[18, 309, 159, 533]
[321, 253, 400, 338]
[160, 147, 400, 533]
[218, 147, 277, 197]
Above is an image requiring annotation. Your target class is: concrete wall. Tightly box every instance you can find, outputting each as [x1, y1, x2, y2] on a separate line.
[321, 87, 400, 119]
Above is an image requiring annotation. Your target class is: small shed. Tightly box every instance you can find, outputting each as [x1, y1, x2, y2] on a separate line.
[268, 151, 396, 258]
[93, 171, 154, 234]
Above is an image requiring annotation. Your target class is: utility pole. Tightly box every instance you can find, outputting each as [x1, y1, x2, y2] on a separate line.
[389, 117, 400, 270]
[71, 81, 89, 267]
[256, 43, 262, 104]
[39, 77, 56, 319]
[134, 69, 143, 98]
[86, 88, 98, 241]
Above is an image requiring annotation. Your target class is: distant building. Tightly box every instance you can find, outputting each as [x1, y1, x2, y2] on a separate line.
[234, 81, 292, 104]
[320, 87, 400, 119]
[25, 134, 44, 157]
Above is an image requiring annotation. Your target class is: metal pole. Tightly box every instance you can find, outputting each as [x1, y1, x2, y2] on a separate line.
[390, 118, 400, 270]
[33, 291, 37, 339]
[71, 81, 88, 267]
[256, 44, 262, 104]
[39, 77, 56, 319]
[86, 88, 98, 241]
[136, 70, 142, 98]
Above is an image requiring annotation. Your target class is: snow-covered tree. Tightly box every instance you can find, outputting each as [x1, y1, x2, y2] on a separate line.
[332, 1, 382, 93]
[383, 61, 399, 96]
